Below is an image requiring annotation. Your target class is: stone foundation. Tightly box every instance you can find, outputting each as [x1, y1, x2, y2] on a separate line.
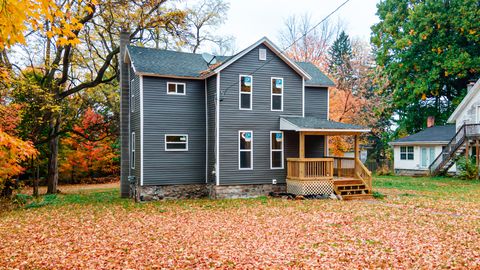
[394, 169, 430, 177]
[136, 184, 208, 201]
[209, 184, 286, 199]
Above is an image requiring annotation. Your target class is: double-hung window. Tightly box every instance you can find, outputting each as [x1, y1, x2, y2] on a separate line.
[239, 131, 253, 169]
[271, 77, 283, 111]
[130, 80, 135, 113]
[400, 146, 414, 160]
[270, 131, 284, 169]
[165, 135, 188, 151]
[239, 75, 252, 110]
[131, 132, 135, 169]
[167, 82, 186, 95]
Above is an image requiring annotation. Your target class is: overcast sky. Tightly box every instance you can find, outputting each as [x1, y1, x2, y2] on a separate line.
[213, 0, 381, 51]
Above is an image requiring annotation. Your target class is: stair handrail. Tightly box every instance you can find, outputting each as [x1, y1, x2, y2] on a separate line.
[354, 158, 372, 190]
[429, 124, 467, 174]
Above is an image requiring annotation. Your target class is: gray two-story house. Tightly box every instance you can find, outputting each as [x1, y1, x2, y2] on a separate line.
[120, 33, 372, 201]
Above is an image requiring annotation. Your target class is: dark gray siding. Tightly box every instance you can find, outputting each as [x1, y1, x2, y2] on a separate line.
[305, 135, 325, 158]
[206, 76, 217, 183]
[130, 72, 141, 186]
[218, 44, 303, 185]
[142, 76, 206, 185]
[305, 86, 328, 119]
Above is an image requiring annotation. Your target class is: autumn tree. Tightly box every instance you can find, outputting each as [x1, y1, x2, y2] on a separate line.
[6, 0, 185, 194]
[371, 0, 480, 134]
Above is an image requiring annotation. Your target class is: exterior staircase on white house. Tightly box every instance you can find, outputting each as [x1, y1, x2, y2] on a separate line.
[430, 124, 480, 176]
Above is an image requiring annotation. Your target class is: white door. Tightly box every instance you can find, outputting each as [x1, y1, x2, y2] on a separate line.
[421, 147, 428, 168]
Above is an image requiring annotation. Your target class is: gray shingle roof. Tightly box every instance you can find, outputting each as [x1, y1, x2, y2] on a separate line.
[295, 62, 335, 87]
[280, 116, 369, 131]
[391, 125, 456, 145]
[127, 46, 230, 78]
[127, 45, 332, 84]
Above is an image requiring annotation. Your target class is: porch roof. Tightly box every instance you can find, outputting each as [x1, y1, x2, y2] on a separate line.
[280, 116, 370, 134]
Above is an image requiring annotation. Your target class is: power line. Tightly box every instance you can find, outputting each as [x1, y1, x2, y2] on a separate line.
[219, 0, 351, 98]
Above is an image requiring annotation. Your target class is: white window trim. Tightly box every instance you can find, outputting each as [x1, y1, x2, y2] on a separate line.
[239, 75, 253, 110]
[400, 146, 414, 160]
[165, 134, 189, 151]
[271, 77, 284, 111]
[238, 130, 253, 170]
[270, 131, 284, 169]
[131, 132, 135, 169]
[167, 82, 186, 95]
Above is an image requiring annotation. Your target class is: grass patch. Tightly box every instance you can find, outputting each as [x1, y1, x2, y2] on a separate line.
[374, 175, 480, 193]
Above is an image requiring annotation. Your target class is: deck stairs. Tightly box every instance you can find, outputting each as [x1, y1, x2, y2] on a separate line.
[430, 124, 480, 176]
[333, 178, 373, 200]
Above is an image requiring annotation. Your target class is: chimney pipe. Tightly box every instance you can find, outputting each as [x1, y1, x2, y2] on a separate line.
[427, 116, 435, 128]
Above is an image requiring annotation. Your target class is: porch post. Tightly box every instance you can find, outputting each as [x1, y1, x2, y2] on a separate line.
[354, 134, 359, 173]
[299, 131, 305, 178]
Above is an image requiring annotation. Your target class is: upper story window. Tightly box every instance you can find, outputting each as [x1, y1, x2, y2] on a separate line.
[130, 79, 135, 112]
[165, 134, 188, 151]
[239, 131, 253, 169]
[239, 75, 252, 110]
[271, 77, 283, 111]
[167, 82, 186, 95]
[400, 146, 414, 160]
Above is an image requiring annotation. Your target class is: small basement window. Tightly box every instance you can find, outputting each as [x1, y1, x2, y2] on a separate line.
[400, 146, 414, 160]
[239, 75, 252, 110]
[167, 82, 186, 95]
[165, 134, 188, 151]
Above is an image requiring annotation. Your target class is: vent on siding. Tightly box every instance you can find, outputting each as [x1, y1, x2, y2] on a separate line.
[259, 48, 266, 61]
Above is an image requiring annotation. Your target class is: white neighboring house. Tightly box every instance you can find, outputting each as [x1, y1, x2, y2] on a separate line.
[390, 125, 456, 176]
[447, 79, 480, 129]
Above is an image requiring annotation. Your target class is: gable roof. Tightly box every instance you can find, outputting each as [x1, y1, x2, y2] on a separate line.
[389, 125, 456, 146]
[126, 46, 230, 79]
[447, 79, 480, 123]
[295, 62, 335, 87]
[125, 37, 335, 83]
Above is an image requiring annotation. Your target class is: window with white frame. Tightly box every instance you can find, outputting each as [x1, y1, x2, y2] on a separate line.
[271, 77, 283, 111]
[259, 48, 266, 60]
[239, 131, 253, 169]
[400, 146, 414, 160]
[165, 134, 188, 151]
[131, 132, 135, 169]
[271, 131, 284, 169]
[167, 82, 186, 95]
[239, 75, 252, 110]
[130, 79, 135, 112]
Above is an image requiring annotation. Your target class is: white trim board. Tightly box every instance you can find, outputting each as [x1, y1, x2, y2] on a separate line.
[215, 72, 220, 186]
[140, 75, 144, 186]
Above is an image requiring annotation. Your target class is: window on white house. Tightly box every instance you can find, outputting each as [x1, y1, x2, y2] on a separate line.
[400, 146, 414, 160]
[165, 134, 188, 151]
[167, 82, 186, 95]
[271, 131, 284, 169]
[239, 75, 252, 110]
[239, 131, 253, 169]
[131, 132, 135, 169]
[271, 77, 283, 111]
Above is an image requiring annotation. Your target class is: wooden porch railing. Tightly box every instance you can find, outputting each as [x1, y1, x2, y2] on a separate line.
[327, 156, 355, 178]
[286, 158, 334, 180]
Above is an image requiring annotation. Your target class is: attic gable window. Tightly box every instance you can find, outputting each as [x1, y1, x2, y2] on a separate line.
[239, 75, 252, 110]
[259, 48, 266, 60]
[167, 82, 186, 95]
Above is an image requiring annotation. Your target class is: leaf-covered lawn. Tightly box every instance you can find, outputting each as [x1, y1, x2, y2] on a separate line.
[1, 176, 480, 269]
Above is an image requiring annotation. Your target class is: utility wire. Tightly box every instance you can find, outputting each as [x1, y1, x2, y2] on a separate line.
[219, 0, 351, 98]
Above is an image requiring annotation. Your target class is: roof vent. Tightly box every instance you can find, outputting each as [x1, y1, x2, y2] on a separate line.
[259, 48, 266, 61]
[202, 52, 217, 66]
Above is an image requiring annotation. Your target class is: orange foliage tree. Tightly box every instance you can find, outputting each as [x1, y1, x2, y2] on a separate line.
[59, 108, 118, 183]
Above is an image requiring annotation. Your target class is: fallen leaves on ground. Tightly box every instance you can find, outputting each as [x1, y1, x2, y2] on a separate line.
[1, 187, 480, 269]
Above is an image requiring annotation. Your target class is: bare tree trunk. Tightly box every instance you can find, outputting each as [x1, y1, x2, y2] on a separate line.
[33, 165, 39, 197]
[47, 115, 61, 194]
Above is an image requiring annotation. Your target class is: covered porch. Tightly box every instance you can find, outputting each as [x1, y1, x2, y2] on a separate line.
[280, 117, 372, 199]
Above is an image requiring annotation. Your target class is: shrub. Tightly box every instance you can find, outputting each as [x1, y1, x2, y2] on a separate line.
[376, 165, 393, 176]
[456, 156, 478, 180]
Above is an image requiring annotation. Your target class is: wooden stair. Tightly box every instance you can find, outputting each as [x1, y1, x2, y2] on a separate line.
[333, 178, 373, 200]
